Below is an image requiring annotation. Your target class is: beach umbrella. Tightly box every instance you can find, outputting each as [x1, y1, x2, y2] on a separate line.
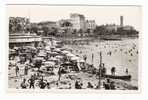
[62, 50, 70, 54]
[46, 50, 51, 53]
[54, 48, 61, 52]
[44, 61, 55, 66]
[9, 49, 16, 54]
[77, 59, 85, 63]
[45, 46, 51, 51]
[24, 46, 36, 50]
[55, 55, 64, 59]
[38, 52, 47, 57]
[14, 47, 19, 50]
[9, 49, 15, 52]
[49, 57, 58, 61]
[61, 61, 73, 66]
[71, 56, 80, 61]
[66, 53, 75, 57]
[34, 57, 44, 61]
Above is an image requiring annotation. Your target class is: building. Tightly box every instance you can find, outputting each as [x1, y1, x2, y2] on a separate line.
[70, 13, 86, 31]
[57, 19, 72, 28]
[9, 33, 42, 49]
[105, 24, 120, 32]
[37, 21, 57, 29]
[122, 25, 134, 30]
[9, 17, 30, 34]
[120, 16, 123, 27]
[57, 19, 73, 35]
[86, 20, 96, 30]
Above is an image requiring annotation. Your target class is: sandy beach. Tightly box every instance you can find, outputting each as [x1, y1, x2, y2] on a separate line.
[64, 38, 139, 87]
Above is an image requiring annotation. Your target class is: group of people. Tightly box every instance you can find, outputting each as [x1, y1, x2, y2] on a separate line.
[15, 62, 29, 77]
[20, 74, 51, 89]
[74, 79, 115, 90]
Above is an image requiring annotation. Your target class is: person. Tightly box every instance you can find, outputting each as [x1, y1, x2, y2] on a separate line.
[75, 80, 83, 89]
[126, 68, 128, 75]
[83, 55, 87, 62]
[110, 81, 115, 90]
[28, 75, 35, 89]
[75, 80, 79, 89]
[103, 79, 110, 90]
[39, 76, 46, 89]
[15, 65, 19, 77]
[109, 51, 112, 56]
[68, 83, 72, 89]
[58, 67, 62, 81]
[102, 64, 106, 77]
[111, 67, 116, 75]
[20, 78, 28, 89]
[95, 81, 101, 89]
[24, 65, 29, 75]
[87, 82, 94, 89]
[46, 82, 50, 89]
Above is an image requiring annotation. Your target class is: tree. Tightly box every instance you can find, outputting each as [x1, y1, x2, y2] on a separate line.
[42, 26, 49, 36]
[30, 26, 38, 33]
[61, 21, 72, 27]
[94, 25, 106, 36]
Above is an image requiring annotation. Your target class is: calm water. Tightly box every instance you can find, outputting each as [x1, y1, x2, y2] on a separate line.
[64, 38, 139, 86]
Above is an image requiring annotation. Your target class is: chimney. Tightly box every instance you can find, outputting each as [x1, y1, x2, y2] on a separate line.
[120, 16, 123, 27]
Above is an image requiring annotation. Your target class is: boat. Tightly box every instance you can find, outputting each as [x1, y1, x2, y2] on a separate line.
[101, 35, 121, 41]
[104, 74, 131, 80]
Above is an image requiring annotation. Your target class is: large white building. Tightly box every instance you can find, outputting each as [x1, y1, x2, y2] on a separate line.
[70, 13, 86, 31]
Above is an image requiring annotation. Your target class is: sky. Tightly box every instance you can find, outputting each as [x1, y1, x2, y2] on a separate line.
[7, 5, 142, 31]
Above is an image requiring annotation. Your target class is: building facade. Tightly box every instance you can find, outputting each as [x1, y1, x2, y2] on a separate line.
[122, 25, 134, 30]
[105, 24, 120, 32]
[9, 33, 42, 49]
[86, 20, 96, 30]
[70, 13, 86, 31]
[9, 17, 30, 34]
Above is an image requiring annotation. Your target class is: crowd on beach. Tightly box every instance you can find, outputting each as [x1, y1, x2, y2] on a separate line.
[8, 38, 138, 90]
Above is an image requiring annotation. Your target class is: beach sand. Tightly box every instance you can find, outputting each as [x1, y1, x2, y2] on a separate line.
[64, 38, 139, 87]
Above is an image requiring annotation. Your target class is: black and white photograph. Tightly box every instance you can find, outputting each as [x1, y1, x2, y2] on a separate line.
[8, 5, 141, 91]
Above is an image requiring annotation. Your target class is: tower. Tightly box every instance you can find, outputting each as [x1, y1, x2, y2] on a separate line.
[120, 16, 123, 27]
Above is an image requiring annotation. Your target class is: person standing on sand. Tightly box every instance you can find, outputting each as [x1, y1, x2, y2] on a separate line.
[39, 76, 46, 89]
[87, 82, 94, 89]
[28, 75, 35, 89]
[20, 78, 28, 89]
[15, 65, 19, 77]
[126, 68, 129, 75]
[110, 81, 115, 90]
[111, 67, 116, 75]
[24, 65, 29, 76]
[102, 65, 106, 77]
[58, 67, 62, 81]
